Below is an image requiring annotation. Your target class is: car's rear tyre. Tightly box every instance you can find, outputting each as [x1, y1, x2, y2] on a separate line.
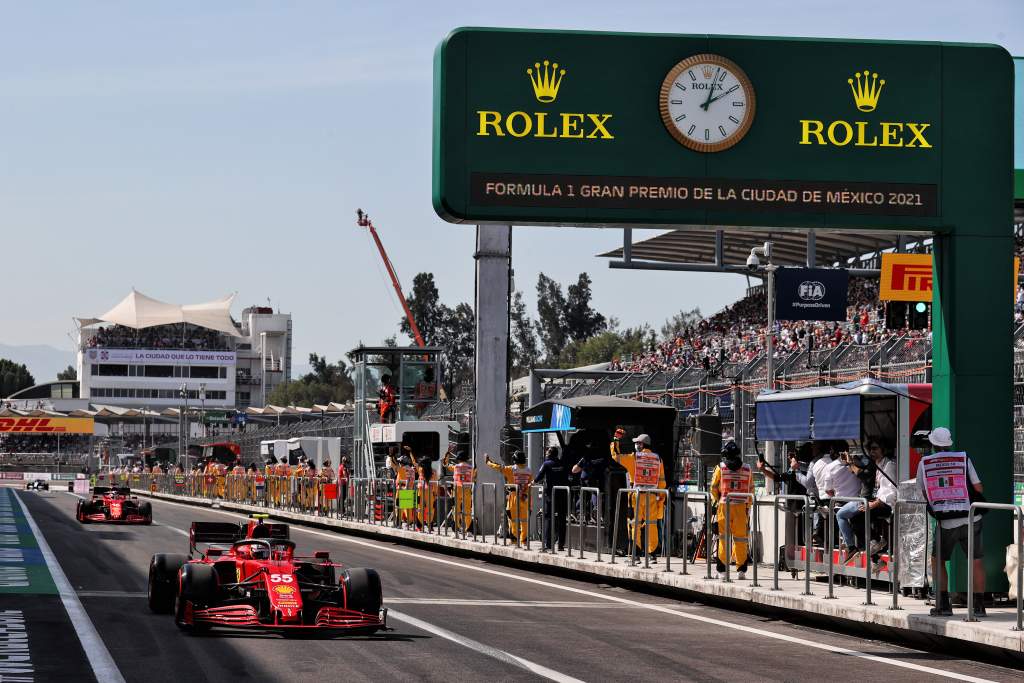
[139, 501, 153, 524]
[342, 568, 382, 616]
[175, 563, 217, 633]
[148, 553, 185, 614]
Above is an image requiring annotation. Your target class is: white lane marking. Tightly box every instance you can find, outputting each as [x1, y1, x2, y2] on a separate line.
[62, 491, 85, 500]
[147, 497, 999, 683]
[387, 609, 585, 683]
[78, 591, 148, 598]
[14, 490, 127, 683]
[152, 522, 189, 538]
[386, 598, 679, 608]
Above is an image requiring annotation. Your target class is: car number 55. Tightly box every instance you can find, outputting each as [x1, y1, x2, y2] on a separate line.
[270, 574, 294, 583]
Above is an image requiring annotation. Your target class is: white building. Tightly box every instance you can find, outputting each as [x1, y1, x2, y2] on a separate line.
[234, 305, 292, 409]
[76, 290, 292, 410]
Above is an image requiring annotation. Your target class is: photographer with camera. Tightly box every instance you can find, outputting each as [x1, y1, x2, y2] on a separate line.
[916, 427, 986, 617]
[835, 439, 896, 561]
[757, 442, 813, 540]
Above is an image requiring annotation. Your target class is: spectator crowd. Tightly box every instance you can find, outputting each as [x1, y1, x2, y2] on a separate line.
[1, 433, 91, 455]
[610, 278, 931, 373]
[85, 323, 230, 351]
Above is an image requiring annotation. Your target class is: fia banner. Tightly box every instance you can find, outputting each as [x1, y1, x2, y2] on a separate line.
[774, 267, 849, 322]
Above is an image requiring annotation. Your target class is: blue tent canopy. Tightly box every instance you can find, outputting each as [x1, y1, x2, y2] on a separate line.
[756, 395, 861, 441]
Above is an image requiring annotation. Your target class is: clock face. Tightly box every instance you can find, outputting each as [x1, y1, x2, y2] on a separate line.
[659, 54, 756, 153]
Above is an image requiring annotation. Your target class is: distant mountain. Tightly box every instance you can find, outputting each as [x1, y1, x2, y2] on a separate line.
[0, 344, 75, 385]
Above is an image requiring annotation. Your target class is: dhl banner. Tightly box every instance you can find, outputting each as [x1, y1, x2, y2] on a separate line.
[880, 253, 1019, 303]
[0, 417, 95, 434]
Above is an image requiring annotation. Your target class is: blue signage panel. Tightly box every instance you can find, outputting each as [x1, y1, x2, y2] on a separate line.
[774, 267, 849, 322]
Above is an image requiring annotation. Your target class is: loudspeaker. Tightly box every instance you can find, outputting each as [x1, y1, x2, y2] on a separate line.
[689, 414, 722, 457]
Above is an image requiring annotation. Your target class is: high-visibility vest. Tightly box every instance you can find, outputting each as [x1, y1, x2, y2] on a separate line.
[633, 452, 662, 487]
[719, 464, 753, 497]
[920, 451, 971, 519]
[395, 465, 415, 487]
[453, 462, 473, 484]
[512, 467, 532, 499]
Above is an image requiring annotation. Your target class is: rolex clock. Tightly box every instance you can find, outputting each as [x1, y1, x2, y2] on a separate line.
[659, 54, 756, 153]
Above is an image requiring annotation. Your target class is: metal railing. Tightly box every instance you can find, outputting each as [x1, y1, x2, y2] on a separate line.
[610, 487, 671, 571]
[721, 492, 756, 585]
[966, 503, 1023, 629]
[889, 499, 929, 612]
[772, 495, 812, 595]
[827, 496, 873, 604]
[680, 490, 713, 579]
[127, 474, 1024, 631]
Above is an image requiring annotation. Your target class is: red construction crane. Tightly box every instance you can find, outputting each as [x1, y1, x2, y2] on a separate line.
[356, 209, 426, 348]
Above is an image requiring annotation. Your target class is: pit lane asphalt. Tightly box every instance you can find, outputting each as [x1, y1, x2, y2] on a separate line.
[20, 490, 1024, 683]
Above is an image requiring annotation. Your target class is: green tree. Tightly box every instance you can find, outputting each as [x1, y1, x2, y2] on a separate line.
[510, 290, 540, 378]
[660, 307, 703, 340]
[0, 359, 34, 398]
[57, 365, 77, 381]
[535, 273, 566, 363]
[564, 273, 606, 344]
[392, 274, 476, 399]
[266, 353, 353, 407]
[436, 302, 476, 397]
[400, 272, 448, 345]
[570, 326, 652, 367]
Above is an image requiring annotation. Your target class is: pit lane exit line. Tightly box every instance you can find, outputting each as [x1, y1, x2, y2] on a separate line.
[14, 491, 125, 683]
[147, 498, 999, 683]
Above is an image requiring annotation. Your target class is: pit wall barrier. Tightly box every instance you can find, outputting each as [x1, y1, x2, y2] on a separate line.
[121, 473, 1024, 655]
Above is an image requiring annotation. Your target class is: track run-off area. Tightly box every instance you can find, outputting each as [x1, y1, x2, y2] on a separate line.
[3, 485, 1021, 682]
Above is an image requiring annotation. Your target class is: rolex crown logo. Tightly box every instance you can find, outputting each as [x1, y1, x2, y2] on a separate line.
[848, 70, 885, 112]
[701, 65, 715, 79]
[527, 60, 565, 103]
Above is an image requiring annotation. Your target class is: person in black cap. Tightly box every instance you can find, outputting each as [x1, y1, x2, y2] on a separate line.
[711, 441, 754, 579]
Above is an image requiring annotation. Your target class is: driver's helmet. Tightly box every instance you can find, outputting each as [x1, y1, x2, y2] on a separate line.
[246, 543, 270, 560]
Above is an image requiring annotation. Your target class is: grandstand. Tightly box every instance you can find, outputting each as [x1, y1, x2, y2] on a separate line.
[74, 289, 293, 410]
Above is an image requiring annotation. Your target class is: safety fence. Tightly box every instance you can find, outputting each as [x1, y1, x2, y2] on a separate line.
[120, 473, 1024, 632]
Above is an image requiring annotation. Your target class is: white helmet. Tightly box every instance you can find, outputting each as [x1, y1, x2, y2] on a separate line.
[928, 427, 953, 448]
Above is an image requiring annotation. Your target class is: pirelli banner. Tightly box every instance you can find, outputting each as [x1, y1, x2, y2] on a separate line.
[0, 417, 95, 434]
[880, 253, 1019, 302]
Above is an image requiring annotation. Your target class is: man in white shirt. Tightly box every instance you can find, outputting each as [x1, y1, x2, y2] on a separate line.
[835, 440, 893, 558]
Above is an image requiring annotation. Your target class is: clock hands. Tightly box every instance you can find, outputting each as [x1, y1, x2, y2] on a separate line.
[700, 67, 720, 111]
[704, 83, 740, 109]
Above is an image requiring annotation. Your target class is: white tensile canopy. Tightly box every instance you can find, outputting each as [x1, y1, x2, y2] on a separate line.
[77, 290, 241, 337]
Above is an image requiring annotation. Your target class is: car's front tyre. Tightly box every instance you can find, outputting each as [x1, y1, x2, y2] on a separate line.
[342, 568, 382, 616]
[174, 563, 217, 633]
[148, 554, 186, 613]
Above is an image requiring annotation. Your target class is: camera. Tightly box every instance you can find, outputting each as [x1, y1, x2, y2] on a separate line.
[745, 252, 760, 270]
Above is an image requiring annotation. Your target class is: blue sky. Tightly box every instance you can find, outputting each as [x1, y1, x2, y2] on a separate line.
[1, 1, 1021, 373]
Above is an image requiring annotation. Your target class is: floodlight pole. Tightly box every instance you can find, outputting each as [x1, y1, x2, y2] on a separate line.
[750, 241, 776, 390]
[766, 260, 776, 391]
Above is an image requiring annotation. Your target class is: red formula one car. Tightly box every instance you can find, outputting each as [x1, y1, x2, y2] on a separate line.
[147, 515, 386, 634]
[76, 486, 153, 524]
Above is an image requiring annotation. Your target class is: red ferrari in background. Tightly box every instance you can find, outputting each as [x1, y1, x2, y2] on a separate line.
[76, 486, 153, 524]
[147, 515, 386, 634]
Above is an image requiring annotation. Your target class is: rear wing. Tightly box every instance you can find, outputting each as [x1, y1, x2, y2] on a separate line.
[189, 522, 242, 556]
[243, 516, 290, 541]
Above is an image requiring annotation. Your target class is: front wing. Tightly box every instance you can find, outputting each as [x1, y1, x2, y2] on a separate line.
[183, 603, 387, 632]
[81, 512, 150, 524]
